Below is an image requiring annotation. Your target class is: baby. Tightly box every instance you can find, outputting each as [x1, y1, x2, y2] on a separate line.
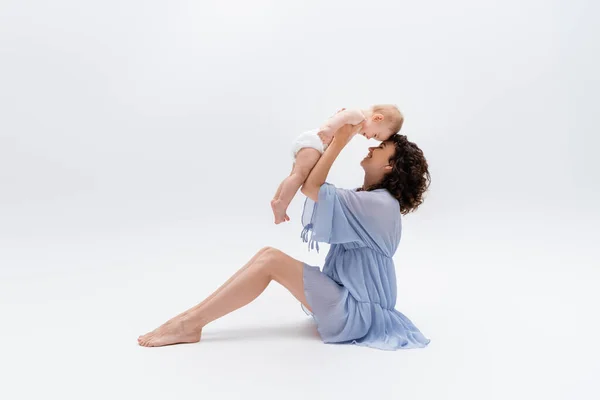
[270, 104, 404, 224]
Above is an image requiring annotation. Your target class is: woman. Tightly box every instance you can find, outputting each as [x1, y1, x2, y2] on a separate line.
[138, 124, 431, 350]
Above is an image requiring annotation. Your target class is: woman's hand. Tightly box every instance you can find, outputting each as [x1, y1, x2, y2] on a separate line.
[317, 131, 333, 145]
[301, 124, 357, 201]
[332, 123, 359, 146]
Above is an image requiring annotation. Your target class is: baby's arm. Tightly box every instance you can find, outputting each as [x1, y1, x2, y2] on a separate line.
[318, 109, 365, 138]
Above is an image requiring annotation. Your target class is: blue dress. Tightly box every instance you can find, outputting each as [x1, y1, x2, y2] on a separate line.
[300, 183, 430, 350]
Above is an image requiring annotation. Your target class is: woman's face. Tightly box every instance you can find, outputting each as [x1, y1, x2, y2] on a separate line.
[360, 140, 396, 173]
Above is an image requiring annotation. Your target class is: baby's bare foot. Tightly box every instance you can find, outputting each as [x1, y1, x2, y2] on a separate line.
[271, 199, 288, 224]
[138, 319, 202, 347]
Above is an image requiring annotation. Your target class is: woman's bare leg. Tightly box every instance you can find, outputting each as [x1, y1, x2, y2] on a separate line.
[157, 247, 270, 327]
[271, 148, 320, 224]
[138, 247, 311, 347]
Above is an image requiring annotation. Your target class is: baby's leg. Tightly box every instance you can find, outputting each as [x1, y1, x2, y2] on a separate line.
[271, 164, 296, 222]
[271, 184, 287, 222]
[272, 163, 295, 202]
[271, 148, 321, 224]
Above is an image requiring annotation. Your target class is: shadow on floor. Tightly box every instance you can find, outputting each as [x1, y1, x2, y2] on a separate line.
[200, 318, 320, 343]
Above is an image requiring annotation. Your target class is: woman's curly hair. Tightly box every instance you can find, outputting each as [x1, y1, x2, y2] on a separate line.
[359, 134, 431, 215]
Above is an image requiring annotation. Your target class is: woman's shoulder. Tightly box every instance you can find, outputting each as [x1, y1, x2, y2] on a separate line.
[350, 186, 396, 200]
[336, 186, 399, 212]
[323, 183, 397, 206]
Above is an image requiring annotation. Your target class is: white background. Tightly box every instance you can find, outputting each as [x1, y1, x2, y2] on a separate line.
[1, 0, 598, 399]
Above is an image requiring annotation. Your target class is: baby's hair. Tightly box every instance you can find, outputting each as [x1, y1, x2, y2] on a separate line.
[372, 104, 404, 134]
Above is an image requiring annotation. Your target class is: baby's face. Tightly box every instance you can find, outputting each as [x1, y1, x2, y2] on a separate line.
[361, 119, 393, 141]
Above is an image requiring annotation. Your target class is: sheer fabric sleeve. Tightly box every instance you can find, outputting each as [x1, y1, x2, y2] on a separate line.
[300, 183, 399, 255]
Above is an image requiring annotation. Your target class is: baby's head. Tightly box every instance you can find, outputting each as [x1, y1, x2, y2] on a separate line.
[361, 104, 404, 141]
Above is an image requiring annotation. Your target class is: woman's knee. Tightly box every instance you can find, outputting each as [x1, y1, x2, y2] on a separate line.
[255, 247, 283, 273]
[258, 246, 282, 261]
[258, 246, 281, 256]
[258, 246, 272, 256]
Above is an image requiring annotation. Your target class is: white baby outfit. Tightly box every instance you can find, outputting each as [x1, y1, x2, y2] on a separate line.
[291, 129, 327, 159]
[290, 109, 366, 160]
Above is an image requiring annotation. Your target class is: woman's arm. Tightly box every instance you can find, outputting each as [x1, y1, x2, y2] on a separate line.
[300, 124, 357, 201]
[317, 109, 365, 138]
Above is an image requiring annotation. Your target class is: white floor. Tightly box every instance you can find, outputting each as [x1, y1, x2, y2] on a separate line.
[1, 0, 599, 397]
[1, 212, 598, 400]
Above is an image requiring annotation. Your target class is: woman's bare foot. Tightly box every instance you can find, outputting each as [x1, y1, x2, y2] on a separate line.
[138, 319, 202, 347]
[270, 199, 289, 224]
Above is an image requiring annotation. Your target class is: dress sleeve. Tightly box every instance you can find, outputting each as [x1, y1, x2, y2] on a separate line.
[300, 183, 399, 254]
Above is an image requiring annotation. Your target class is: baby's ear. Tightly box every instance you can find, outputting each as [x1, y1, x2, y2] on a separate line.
[372, 113, 384, 122]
